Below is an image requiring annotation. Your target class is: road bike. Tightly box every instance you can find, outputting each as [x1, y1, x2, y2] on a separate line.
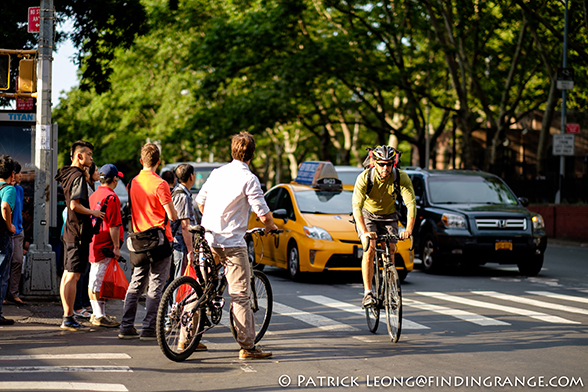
[364, 233, 412, 343]
[156, 226, 278, 362]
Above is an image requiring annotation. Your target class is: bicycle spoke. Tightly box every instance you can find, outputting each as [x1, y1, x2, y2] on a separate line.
[156, 276, 204, 362]
[384, 266, 402, 343]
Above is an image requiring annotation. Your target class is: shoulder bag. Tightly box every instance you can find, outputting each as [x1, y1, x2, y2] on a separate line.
[126, 177, 172, 267]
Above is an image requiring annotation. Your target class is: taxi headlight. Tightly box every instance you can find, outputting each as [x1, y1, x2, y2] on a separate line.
[531, 214, 545, 231]
[441, 213, 467, 229]
[303, 226, 333, 241]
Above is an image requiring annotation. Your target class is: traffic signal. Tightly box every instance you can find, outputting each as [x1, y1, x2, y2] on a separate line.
[18, 58, 36, 93]
[0, 54, 10, 90]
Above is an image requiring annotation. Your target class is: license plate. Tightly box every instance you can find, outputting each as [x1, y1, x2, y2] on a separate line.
[495, 241, 513, 251]
[356, 247, 363, 259]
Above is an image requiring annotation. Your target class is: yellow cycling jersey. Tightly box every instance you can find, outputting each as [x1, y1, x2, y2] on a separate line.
[352, 168, 417, 220]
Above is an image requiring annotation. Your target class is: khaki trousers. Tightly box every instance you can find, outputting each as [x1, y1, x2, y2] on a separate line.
[212, 246, 255, 349]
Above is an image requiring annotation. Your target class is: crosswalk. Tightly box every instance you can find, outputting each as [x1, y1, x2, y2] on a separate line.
[269, 290, 588, 333]
[0, 354, 130, 391]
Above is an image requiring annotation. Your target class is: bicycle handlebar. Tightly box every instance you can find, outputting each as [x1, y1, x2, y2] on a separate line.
[362, 233, 413, 252]
[245, 227, 284, 236]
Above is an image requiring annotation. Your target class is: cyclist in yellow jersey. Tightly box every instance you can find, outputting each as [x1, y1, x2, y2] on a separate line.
[352, 146, 417, 308]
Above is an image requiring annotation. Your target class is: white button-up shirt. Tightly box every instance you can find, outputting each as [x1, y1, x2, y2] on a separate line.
[196, 160, 270, 248]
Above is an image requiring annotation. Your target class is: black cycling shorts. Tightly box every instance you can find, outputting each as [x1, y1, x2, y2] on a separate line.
[356, 209, 398, 242]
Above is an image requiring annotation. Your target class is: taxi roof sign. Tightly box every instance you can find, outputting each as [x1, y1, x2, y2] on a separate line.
[294, 161, 342, 190]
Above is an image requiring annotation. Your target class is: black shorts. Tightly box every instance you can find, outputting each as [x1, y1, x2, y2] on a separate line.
[63, 242, 90, 273]
[357, 209, 399, 242]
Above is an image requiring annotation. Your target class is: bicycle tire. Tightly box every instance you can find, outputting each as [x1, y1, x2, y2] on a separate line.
[384, 265, 403, 343]
[156, 276, 204, 362]
[365, 255, 381, 333]
[229, 270, 273, 343]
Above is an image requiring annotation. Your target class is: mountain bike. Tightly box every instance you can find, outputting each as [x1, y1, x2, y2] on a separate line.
[364, 233, 412, 343]
[156, 225, 279, 362]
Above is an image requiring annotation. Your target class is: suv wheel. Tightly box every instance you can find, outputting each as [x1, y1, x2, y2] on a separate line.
[517, 254, 543, 276]
[421, 234, 440, 273]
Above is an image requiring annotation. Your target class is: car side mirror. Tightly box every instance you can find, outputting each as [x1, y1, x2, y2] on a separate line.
[518, 197, 529, 207]
[273, 209, 288, 221]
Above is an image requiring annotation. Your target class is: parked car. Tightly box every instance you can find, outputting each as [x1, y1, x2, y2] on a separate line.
[160, 162, 226, 222]
[405, 168, 547, 276]
[247, 161, 414, 281]
[334, 165, 364, 185]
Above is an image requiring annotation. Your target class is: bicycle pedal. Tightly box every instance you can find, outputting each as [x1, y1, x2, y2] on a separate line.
[211, 296, 225, 309]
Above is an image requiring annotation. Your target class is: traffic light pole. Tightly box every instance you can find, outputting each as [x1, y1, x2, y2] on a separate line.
[24, 0, 58, 298]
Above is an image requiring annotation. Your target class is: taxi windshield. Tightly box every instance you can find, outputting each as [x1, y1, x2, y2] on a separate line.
[295, 189, 354, 214]
[428, 176, 519, 205]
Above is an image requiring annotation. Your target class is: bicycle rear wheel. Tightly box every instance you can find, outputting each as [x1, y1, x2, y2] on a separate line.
[230, 270, 273, 343]
[157, 276, 204, 362]
[365, 256, 382, 333]
[384, 265, 403, 343]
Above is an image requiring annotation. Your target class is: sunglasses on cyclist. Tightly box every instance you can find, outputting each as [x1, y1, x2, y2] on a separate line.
[376, 161, 394, 168]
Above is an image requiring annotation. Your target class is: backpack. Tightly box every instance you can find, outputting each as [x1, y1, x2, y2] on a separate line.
[362, 147, 407, 224]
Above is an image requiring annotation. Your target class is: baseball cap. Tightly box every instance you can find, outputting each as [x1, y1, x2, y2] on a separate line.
[99, 164, 124, 180]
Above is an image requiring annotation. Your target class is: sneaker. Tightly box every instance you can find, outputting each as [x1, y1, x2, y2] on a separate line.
[60, 319, 91, 331]
[92, 316, 121, 328]
[0, 316, 15, 325]
[118, 327, 140, 339]
[239, 346, 272, 360]
[139, 331, 157, 341]
[362, 292, 375, 309]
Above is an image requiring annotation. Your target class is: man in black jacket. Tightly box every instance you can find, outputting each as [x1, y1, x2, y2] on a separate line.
[55, 141, 105, 331]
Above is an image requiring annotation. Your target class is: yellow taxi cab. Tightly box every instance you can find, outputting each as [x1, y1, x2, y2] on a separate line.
[247, 161, 414, 281]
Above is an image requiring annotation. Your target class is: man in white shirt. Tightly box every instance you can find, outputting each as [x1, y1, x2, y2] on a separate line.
[196, 132, 278, 360]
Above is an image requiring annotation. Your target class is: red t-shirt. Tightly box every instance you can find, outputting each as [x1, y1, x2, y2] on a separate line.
[89, 186, 124, 262]
[129, 170, 173, 241]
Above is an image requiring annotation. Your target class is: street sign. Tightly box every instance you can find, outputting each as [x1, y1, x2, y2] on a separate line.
[566, 123, 580, 134]
[28, 7, 40, 33]
[16, 97, 34, 111]
[557, 67, 574, 90]
[553, 134, 575, 156]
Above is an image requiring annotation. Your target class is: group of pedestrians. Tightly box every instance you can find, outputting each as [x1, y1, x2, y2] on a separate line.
[54, 133, 277, 360]
[0, 155, 26, 325]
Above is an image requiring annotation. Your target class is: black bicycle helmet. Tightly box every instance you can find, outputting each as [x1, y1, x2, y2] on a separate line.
[372, 145, 397, 161]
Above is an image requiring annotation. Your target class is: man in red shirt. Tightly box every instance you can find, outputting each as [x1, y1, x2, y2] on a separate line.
[88, 164, 125, 328]
[119, 143, 177, 340]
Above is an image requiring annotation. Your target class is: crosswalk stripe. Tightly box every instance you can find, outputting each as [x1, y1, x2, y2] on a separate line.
[299, 295, 429, 330]
[0, 366, 132, 373]
[473, 291, 588, 316]
[273, 302, 359, 331]
[0, 354, 131, 361]
[526, 291, 588, 305]
[403, 298, 509, 326]
[416, 292, 580, 324]
[0, 382, 128, 391]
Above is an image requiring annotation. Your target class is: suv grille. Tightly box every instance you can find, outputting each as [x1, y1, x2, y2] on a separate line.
[475, 218, 527, 230]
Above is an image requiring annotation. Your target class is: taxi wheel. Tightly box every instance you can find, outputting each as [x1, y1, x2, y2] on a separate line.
[287, 243, 301, 281]
[247, 238, 264, 271]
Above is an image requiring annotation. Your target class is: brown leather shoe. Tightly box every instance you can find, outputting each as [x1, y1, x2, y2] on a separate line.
[239, 346, 272, 360]
[178, 341, 207, 351]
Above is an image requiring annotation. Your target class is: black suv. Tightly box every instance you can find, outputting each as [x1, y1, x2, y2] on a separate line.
[405, 169, 547, 276]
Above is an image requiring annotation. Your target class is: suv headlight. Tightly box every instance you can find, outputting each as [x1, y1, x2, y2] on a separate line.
[442, 213, 467, 229]
[531, 214, 545, 231]
[303, 226, 333, 241]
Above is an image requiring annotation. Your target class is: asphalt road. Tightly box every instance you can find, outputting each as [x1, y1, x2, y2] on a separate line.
[1, 241, 587, 391]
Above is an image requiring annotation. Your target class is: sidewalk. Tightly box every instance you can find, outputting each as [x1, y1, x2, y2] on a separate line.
[0, 298, 128, 341]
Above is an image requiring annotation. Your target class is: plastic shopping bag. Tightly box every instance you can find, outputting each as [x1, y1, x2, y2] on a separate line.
[175, 264, 198, 302]
[100, 258, 129, 300]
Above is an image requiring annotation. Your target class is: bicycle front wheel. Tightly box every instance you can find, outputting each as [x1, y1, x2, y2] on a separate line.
[365, 256, 382, 333]
[229, 270, 273, 343]
[384, 266, 403, 343]
[156, 276, 204, 362]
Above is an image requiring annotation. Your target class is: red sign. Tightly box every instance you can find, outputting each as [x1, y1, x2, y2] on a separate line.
[566, 123, 580, 134]
[28, 7, 40, 33]
[16, 97, 34, 111]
